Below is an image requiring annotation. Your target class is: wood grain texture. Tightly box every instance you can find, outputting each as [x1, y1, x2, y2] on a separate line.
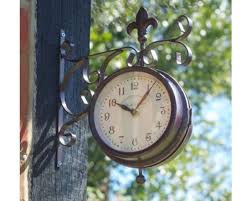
[30, 1, 91, 201]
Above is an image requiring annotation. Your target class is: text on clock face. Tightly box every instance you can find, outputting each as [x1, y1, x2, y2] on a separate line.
[94, 71, 172, 152]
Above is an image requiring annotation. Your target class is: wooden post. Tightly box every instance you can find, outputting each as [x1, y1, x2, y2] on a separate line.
[28, 1, 91, 200]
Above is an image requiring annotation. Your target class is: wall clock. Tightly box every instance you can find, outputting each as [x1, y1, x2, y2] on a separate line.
[89, 66, 192, 168]
[57, 7, 193, 184]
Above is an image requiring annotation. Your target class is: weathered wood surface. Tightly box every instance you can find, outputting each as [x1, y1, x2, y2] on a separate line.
[29, 1, 91, 201]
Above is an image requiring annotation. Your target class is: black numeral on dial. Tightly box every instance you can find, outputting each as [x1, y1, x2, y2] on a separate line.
[132, 138, 138, 146]
[147, 83, 150, 90]
[131, 81, 139, 90]
[145, 133, 152, 141]
[109, 126, 115, 134]
[160, 106, 166, 114]
[119, 136, 124, 143]
[156, 121, 162, 129]
[104, 112, 110, 121]
[119, 87, 125, 96]
[109, 99, 116, 107]
[156, 93, 162, 101]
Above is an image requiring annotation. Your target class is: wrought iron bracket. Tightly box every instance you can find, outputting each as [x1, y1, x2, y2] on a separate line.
[56, 7, 193, 183]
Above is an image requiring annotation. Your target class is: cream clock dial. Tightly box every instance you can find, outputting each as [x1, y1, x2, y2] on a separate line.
[93, 70, 171, 152]
[89, 66, 192, 168]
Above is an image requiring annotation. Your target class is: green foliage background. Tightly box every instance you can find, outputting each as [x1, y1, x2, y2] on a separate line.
[87, 0, 231, 201]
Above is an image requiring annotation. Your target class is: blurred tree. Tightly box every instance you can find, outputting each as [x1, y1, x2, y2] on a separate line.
[87, 0, 231, 201]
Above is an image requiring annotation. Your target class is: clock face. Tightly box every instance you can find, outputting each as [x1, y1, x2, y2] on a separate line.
[92, 69, 172, 153]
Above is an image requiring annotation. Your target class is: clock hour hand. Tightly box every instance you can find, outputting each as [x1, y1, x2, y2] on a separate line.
[115, 102, 134, 114]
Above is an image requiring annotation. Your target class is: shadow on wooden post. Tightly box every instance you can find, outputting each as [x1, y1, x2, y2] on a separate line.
[30, 1, 91, 201]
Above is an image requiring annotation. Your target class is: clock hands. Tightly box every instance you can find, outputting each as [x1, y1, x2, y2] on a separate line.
[115, 81, 157, 116]
[115, 102, 134, 115]
[133, 81, 157, 112]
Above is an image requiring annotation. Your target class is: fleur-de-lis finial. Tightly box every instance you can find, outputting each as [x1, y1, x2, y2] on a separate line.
[127, 7, 158, 50]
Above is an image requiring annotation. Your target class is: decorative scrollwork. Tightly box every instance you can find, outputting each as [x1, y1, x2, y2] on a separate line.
[142, 15, 192, 67]
[168, 15, 192, 41]
[58, 32, 139, 152]
[56, 7, 192, 167]
[144, 40, 192, 66]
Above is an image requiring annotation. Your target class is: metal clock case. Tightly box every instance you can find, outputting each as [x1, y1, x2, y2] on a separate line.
[57, 7, 193, 183]
[89, 66, 192, 168]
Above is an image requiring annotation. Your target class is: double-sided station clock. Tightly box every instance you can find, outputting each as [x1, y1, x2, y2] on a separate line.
[88, 8, 193, 173]
[89, 66, 192, 168]
[58, 7, 193, 184]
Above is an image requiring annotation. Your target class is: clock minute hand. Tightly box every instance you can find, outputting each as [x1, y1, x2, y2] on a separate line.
[134, 81, 157, 111]
[116, 102, 134, 114]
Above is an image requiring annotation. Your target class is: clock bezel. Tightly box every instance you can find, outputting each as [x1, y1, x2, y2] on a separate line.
[95, 70, 192, 168]
[88, 66, 179, 158]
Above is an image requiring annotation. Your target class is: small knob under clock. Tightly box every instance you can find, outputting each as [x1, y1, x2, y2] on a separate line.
[136, 169, 146, 184]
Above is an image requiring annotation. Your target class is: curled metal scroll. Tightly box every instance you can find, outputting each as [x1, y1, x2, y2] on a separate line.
[56, 8, 192, 168]
[142, 15, 193, 67]
[144, 40, 192, 66]
[168, 15, 192, 41]
[57, 31, 139, 154]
